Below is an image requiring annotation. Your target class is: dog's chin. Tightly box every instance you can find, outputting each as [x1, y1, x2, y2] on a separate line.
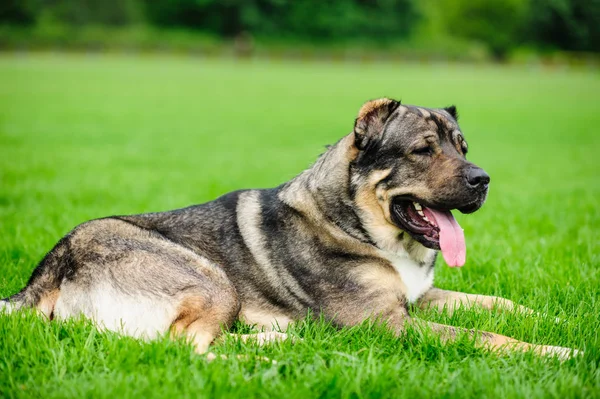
[389, 196, 485, 250]
[457, 199, 485, 214]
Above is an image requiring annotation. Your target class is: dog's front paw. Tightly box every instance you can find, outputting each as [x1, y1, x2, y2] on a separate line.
[539, 345, 583, 361]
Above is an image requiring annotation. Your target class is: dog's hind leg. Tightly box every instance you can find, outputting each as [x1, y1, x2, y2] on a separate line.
[203, 332, 289, 363]
[228, 331, 290, 345]
[170, 295, 241, 355]
[36, 218, 243, 353]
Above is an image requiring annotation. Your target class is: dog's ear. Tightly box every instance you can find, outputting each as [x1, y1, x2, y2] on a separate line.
[354, 98, 400, 150]
[444, 105, 458, 121]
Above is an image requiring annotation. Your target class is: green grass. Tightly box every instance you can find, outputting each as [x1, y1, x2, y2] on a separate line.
[0, 53, 599, 398]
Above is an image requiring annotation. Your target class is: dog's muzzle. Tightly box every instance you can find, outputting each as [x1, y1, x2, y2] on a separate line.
[465, 166, 490, 191]
[457, 166, 490, 214]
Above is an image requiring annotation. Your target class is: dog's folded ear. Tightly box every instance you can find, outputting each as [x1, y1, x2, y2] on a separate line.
[354, 98, 400, 150]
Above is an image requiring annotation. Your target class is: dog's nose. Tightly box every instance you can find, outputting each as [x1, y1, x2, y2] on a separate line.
[466, 167, 490, 189]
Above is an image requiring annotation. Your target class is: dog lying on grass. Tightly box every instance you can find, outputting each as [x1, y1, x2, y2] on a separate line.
[1, 98, 580, 360]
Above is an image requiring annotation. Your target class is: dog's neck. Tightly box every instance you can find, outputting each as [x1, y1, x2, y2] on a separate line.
[279, 134, 435, 265]
[279, 134, 373, 244]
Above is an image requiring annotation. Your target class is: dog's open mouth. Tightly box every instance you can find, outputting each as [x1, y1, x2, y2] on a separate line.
[391, 199, 466, 267]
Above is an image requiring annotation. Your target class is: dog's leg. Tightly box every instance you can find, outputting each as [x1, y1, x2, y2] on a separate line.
[340, 303, 582, 360]
[404, 318, 581, 360]
[327, 285, 578, 360]
[228, 331, 290, 345]
[170, 295, 238, 355]
[202, 332, 289, 363]
[417, 288, 542, 317]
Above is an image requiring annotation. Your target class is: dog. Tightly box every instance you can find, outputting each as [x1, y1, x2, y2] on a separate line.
[1, 98, 580, 359]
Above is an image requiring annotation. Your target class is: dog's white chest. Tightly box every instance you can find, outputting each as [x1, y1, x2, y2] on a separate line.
[386, 254, 435, 304]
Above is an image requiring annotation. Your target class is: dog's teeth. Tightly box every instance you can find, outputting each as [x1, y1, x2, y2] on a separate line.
[413, 202, 422, 211]
[417, 210, 425, 217]
[423, 216, 430, 223]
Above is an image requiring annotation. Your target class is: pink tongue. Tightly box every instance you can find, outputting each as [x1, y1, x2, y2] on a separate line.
[423, 207, 466, 267]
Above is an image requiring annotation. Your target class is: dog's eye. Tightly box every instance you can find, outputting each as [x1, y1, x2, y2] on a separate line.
[456, 136, 468, 155]
[412, 146, 433, 156]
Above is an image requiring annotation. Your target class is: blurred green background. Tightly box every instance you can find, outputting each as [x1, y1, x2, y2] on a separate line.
[1, 0, 599, 63]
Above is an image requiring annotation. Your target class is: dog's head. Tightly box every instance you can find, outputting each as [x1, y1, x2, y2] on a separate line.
[350, 98, 489, 266]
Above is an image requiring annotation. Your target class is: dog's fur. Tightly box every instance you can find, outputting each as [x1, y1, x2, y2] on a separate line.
[1, 99, 580, 359]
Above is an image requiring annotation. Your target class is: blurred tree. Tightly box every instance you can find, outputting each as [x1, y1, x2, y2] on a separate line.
[2, 0, 600, 56]
[440, 0, 527, 60]
[143, 0, 420, 40]
[35, 0, 143, 26]
[527, 0, 600, 52]
[0, 0, 37, 25]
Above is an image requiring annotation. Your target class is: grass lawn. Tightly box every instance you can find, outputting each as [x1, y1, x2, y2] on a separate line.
[0, 53, 599, 398]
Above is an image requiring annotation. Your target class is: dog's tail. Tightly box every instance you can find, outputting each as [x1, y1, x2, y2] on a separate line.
[1, 237, 70, 317]
[1, 291, 27, 313]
